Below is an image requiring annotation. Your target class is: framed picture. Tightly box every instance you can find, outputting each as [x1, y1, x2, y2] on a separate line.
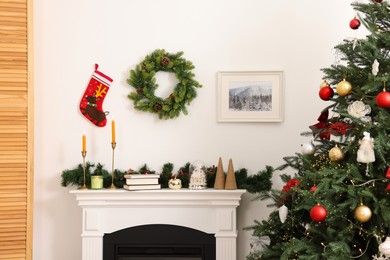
[217, 71, 284, 122]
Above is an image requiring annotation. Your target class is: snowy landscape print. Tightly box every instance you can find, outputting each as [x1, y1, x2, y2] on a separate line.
[229, 81, 272, 111]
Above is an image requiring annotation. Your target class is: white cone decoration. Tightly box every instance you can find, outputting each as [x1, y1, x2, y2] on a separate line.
[279, 205, 288, 223]
[372, 59, 379, 76]
[379, 237, 390, 257]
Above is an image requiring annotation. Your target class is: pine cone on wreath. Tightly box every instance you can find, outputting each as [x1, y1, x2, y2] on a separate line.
[161, 57, 170, 66]
[154, 103, 163, 111]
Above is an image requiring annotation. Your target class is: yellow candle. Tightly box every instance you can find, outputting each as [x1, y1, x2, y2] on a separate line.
[111, 120, 116, 143]
[82, 133, 86, 152]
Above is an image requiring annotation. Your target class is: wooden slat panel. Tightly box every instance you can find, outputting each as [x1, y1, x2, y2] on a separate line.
[0, 242, 26, 250]
[0, 254, 26, 260]
[0, 205, 26, 211]
[0, 0, 31, 259]
[0, 236, 26, 242]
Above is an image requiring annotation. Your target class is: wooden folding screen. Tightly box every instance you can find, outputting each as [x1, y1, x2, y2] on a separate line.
[0, 0, 33, 259]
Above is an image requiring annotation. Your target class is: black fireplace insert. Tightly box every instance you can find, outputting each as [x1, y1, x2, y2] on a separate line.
[103, 224, 216, 260]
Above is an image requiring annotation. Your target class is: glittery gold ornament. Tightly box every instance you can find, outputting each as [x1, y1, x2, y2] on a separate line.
[319, 80, 329, 88]
[336, 79, 352, 96]
[354, 204, 372, 222]
[329, 145, 344, 162]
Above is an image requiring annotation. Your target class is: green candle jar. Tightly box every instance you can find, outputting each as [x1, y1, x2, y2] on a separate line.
[91, 175, 103, 190]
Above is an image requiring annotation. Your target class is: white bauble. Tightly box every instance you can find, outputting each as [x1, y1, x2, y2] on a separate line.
[301, 142, 316, 155]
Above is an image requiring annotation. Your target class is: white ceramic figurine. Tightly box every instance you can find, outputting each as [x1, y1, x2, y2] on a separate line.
[357, 131, 375, 163]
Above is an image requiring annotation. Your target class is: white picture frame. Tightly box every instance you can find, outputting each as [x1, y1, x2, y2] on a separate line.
[217, 71, 284, 122]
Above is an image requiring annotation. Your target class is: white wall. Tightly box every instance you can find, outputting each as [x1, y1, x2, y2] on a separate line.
[33, 1, 356, 259]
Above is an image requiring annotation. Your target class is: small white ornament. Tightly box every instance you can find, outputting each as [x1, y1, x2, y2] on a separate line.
[372, 254, 390, 260]
[357, 132, 375, 163]
[360, 116, 372, 124]
[346, 37, 359, 50]
[348, 100, 371, 119]
[372, 255, 390, 260]
[250, 236, 270, 251]
[372, 59, 380, 76]
[279, 205, 288, 223]
[168, 176, 182, 190]
[301, 142, 316, 155]
[379, 237, 390, 257]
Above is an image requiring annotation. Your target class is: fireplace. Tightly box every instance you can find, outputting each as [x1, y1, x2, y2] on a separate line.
[103, 224, 216, 260]
[71, 189, 246, 260]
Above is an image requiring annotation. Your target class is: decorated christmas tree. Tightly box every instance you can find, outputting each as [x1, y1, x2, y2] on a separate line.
[246, 1, 390, 259]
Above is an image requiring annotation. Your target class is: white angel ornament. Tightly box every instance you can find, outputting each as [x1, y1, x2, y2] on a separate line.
[357, 131, 375, 163]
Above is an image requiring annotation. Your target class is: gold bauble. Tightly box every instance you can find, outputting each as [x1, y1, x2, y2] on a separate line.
[329, 145, 344, 162]
[354, 204, 372, 223]
[319, 80, 329, 88]
[336, 79, 352, 96]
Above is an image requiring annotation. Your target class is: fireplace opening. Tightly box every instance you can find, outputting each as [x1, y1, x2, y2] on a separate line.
[103, 224, 216, 260]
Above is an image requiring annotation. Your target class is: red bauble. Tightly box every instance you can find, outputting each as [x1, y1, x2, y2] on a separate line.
[349, 18, 361, 30]
[310, 185, 317, 192]
[310, 205, 327, 222]
[373, 0, 383, 2]
[386, 167, 390, 178]
[376, 91, 390, 108]
[319, 86, 334, 101]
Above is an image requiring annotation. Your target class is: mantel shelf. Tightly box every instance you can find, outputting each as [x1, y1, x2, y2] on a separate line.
[71, 188, 246, 260]
[71, 188, 246, 207]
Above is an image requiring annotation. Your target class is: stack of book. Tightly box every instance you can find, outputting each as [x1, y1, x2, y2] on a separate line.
[123, 174, 161, 191]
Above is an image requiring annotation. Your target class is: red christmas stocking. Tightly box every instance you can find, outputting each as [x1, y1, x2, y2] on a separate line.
[80, 64, 113, 127]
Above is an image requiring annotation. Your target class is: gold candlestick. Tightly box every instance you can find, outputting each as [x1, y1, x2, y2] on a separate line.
[108, 142, 117, 189]
[79, 151, 88, 190]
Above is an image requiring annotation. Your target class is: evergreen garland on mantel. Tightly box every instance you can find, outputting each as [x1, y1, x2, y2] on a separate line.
[60, 161, 273, 193]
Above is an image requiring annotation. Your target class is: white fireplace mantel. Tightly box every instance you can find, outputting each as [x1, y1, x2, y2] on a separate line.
[71, 188, 246, 260]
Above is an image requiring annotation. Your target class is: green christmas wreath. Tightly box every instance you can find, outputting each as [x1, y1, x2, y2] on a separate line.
[127, 49, 202, 119]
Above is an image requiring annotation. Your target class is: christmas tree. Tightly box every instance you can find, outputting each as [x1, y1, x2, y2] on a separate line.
[246, 1, 390, 259]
